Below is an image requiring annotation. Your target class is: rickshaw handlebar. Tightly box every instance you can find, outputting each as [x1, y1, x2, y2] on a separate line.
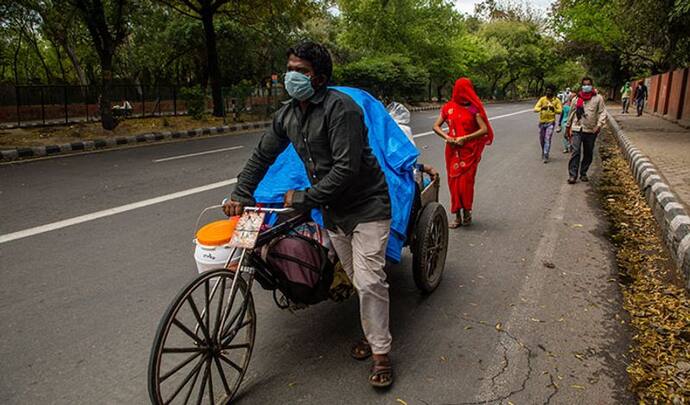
[220, 198, 294, 214]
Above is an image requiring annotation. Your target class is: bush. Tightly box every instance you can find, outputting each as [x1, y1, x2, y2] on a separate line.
[335, 54, 428, 102]
[180, 86, 206, 120]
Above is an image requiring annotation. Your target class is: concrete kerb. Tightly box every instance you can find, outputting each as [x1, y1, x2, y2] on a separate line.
[607, 115, 690, 290]
[0, 120, 273, 162]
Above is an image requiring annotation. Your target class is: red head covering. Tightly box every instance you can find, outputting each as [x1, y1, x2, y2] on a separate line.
[450, 78, 494, 145]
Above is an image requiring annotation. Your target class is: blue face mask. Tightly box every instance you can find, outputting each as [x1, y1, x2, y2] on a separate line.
[284, 71, 315, 101]
[582, 85, 593, 93]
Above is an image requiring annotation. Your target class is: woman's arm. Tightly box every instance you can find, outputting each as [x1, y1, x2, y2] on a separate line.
[432, 112, 452, 143]
[456, 114, 489, 145]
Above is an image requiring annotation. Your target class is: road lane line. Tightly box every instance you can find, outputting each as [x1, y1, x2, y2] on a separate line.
[153, 146, 244, 163]
[413, 108, 533, 138]
[0, 178, 238, 244]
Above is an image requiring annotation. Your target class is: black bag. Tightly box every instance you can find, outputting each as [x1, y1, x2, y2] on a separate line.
[263, 233, 334, 305]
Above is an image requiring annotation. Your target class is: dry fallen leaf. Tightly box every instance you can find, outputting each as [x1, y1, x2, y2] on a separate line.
[396, 399, 409, 405]
[571, 384, 585, 390]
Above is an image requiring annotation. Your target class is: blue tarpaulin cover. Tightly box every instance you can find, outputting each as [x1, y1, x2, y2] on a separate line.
[253, 87, 419, 262]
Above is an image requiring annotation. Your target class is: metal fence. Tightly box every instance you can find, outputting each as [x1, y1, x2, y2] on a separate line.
[0, 84, 285, 128]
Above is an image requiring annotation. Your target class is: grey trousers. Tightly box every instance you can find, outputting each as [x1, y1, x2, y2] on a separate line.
[569, 131, 597, 178]
[328, 220, 392, 354]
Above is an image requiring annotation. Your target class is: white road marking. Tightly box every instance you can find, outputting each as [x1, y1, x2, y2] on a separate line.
[413, 108, 533, 138]
[488, 108, 534, 120]
[153, 146, 244, 163]
[0, 178, 238, 244]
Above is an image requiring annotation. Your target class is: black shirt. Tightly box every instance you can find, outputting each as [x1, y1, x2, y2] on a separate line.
[231, 86, 391, 233]
[635, 84, 647, 100]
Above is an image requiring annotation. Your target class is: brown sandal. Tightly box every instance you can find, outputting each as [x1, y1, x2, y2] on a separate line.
[369, 357, 393, 388]
[351, 338, 372, 360]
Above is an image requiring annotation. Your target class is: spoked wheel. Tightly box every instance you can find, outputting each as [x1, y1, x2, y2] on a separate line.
[148, 269, 256, 404]
[412, 202, 449, 293]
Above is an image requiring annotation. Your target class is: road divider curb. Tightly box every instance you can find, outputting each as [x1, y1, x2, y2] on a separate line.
[0, 120, 273, 162]
[607, 115, 690, 291]
[408, 105, 442, 112]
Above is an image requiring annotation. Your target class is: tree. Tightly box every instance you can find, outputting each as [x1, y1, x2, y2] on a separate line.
[72, 0, 130, 129]
[157, 0, 316, 116]
[336, 54, 428, 101]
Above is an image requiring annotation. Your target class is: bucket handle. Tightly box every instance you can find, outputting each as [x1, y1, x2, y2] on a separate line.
[194, 204, 224, 238]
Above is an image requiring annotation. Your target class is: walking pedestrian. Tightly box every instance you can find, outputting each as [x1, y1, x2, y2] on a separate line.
[224, 41, 395, 388]
[634, 79, 648, 116]
[557, 93, 574, 153]
[620, 82, 631, 113]
[432, 78, 494, 228]
[565, 76, 607, 184]
[534, 85, 562, 163]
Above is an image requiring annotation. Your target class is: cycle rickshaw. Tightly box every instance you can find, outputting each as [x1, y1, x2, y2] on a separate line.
[148, 113, 449, 404]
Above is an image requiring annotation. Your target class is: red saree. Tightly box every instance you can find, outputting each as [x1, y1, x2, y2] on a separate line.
[441, 78, 494, 214]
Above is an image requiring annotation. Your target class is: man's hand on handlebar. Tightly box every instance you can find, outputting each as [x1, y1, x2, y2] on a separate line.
[222, 199, 244, 217]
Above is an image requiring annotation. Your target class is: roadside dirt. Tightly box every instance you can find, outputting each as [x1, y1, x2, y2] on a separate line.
[597, 129, 690, 403]
[0, 113, 267, 149]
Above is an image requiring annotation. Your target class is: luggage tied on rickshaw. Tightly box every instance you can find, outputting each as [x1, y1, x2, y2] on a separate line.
[253, 86, 420, 263]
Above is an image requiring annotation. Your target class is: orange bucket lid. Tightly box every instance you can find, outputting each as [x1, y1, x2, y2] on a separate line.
[196, 216, 239, 246]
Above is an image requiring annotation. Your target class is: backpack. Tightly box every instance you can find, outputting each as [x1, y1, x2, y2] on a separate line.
[262, 233, 334, 305]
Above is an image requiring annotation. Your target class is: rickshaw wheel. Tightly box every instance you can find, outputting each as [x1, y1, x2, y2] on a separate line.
[148, 269, 256, 404]
[412, 202, 449, 293]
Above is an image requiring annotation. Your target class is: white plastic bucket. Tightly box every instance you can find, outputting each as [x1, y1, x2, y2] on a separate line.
[193, 242, 240, 274]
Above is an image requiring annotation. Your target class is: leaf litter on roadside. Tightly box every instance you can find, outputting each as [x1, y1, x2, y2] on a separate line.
[597, 131, 690, 403]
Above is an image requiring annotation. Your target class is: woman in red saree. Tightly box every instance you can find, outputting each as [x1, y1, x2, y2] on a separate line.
[432, 78, 494, 228]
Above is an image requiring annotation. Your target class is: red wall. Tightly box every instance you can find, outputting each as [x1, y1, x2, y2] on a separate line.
[666, 68, 688, 121]
[658, 72, 672, 115]
[681, 71, 690, 125]
[647, 75, 660, 113]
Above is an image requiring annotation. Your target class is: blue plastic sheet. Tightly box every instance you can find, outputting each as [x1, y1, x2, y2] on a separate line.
[253, 87, 419, 262]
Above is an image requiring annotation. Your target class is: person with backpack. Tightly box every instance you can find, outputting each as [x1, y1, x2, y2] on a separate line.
[223, 41, 395, 388]
[565, 76, 607, 184]
[533, 85, 563, 163]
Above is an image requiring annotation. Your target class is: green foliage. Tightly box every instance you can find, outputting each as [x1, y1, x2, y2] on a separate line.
[553, 0, 690, 76]
[0, 0, 608, 106]
[180, 86, 206, 120]
[336, 54, 428, 101]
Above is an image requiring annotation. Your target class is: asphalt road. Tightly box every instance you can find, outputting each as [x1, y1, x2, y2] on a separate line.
[0, 102, 633, 404]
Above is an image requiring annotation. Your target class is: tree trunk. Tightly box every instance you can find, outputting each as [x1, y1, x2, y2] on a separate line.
[100, 56, 116, 130]
[65, 42, 88, 86]
[25, 30, 53, 82]
[13, 34, 22, 85]
[51, 39, 67, 83]
[201, 11, 223, 116]
[501, 76, 517, 97]
[436, 82, 445, 101]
